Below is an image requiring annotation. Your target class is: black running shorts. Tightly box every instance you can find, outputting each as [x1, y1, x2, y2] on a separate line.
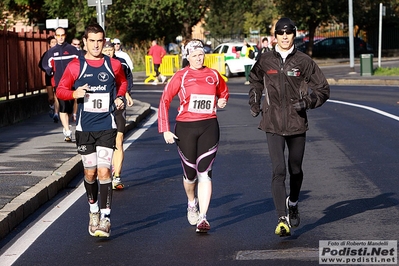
[75, 129, 117, 155]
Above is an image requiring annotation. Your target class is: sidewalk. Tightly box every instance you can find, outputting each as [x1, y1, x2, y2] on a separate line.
[0, 99, 152, 239]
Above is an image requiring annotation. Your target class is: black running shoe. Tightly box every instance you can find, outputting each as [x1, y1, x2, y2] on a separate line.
[286, 196, 300, 228]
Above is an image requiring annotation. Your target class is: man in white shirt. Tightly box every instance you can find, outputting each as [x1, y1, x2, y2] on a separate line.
[112, 38, 134, 71]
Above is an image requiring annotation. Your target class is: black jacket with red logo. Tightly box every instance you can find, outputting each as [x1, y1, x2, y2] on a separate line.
[249, 47, 330, 136]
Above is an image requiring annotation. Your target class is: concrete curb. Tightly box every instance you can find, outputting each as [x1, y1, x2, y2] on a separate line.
[326, 78, 399, 86]
[0, 100, 152, 239]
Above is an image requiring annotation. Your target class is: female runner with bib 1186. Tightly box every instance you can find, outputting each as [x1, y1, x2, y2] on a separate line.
[158, 39, 229, 233]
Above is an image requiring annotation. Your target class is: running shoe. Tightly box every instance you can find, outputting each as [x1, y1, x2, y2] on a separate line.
[286, 196, 300, 228]
[275, 216, 291, 237]
[88, 211, 100, 236]
[48, 105, 54, 118]
[53, 114, 59, 123]
[196, 216, 210, 233]
[94, 217, 111, 237]
[112, 176, 124, 190]
[187, 198, 199, 225]
[152, 80, 158, 85]
[63, 128, 72, 142]
[161, 75, 167, 84]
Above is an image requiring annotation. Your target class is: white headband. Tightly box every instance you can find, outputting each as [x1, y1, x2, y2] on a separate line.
[186, 40, 205, 57]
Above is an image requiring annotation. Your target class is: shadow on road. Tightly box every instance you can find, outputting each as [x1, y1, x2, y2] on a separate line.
[289, 192, 398, 239]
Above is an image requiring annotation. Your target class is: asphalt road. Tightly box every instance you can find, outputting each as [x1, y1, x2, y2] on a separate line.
[1, 75, 399, 265]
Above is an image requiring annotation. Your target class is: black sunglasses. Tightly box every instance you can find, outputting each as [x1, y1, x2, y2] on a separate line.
[276, 29, 294, 35]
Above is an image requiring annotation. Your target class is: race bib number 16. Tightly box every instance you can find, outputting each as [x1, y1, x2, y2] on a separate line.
[84, 93, 110, 113]
[188, 94, 214, 114]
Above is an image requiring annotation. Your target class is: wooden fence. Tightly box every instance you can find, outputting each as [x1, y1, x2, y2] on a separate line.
[0, 28, 52, 100]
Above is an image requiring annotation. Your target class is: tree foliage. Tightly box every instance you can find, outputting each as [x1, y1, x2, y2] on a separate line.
[242, 0, 277, 36]
[335, 0, 399, 33]
[105, 0, 209, 44]
[274, 0, 347, 55]
[3, 0, 399, 49]
[204, 0, 250, 39]
[1, 0, 48, 29]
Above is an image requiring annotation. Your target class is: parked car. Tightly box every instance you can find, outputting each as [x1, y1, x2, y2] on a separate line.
[296, 37, 374, 58]
[212, 42, 259, 77]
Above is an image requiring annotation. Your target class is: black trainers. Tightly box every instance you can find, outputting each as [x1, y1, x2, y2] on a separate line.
[275, 216, 291, 237]
[286, 197, 300, 228]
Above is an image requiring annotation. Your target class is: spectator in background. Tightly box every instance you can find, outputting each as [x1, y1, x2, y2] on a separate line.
[181, 39, 190, 68]
[113, 38, 134, 72]
[41, 27, 82, 142]
[71, 38, 81, 50]
[255, 37, 271, 61]
[241, 39, 255, 85]
[39, 36, 59, 123]
[203, 41, 212, 54]
[148, 39, 167, 85]
[168, 42, 180, 54]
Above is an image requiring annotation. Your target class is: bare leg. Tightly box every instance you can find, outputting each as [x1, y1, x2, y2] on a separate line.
[112, 132, 124, 177]
[197, 180, 212, 216]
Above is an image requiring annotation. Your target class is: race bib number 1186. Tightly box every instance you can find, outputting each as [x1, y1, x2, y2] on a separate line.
[188, 94, 214, 114]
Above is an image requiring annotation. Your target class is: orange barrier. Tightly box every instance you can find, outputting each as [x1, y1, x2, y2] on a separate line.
[145, 54, 228, 83]
[145, 55, 180, 83]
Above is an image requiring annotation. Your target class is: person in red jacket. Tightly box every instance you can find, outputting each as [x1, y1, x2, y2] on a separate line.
[158, 39, 229, 233]
[148, 39, 167, 85]
[56, 24, 127, 238]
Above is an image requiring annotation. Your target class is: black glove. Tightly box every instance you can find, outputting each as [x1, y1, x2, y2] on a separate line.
[250, 104, 260, 117]
[292, 99, 308, 112]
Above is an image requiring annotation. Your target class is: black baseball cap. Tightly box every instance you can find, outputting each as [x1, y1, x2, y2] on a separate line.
[274, 18, 296, 37]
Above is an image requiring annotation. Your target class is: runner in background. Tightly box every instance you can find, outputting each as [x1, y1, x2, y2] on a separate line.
[102, 40, 134, 190]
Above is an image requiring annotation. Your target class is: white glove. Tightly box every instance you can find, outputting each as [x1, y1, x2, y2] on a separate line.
[163, 131, 178, 144]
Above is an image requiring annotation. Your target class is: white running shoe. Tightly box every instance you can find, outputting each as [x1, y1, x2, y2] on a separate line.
[187, 198, 199, 225]
[161, 75, 167, 84]
[88, 212, 100, 236]
[94, 217, 111, 237]
[196, 216, 210, 233]
[63, 128, 72, 142]
[112, 176, 124, 190]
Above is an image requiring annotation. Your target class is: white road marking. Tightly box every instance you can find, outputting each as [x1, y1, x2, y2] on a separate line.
[236, 248, 319, 260]
[328, 99, 399, 121]
[0, 108, 158, 266]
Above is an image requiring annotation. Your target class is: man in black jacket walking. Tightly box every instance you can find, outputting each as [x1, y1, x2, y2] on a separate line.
[248, 17, 330, 237]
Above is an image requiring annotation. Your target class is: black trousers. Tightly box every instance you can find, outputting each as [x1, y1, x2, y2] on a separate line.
[266, 132, 305, 218]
